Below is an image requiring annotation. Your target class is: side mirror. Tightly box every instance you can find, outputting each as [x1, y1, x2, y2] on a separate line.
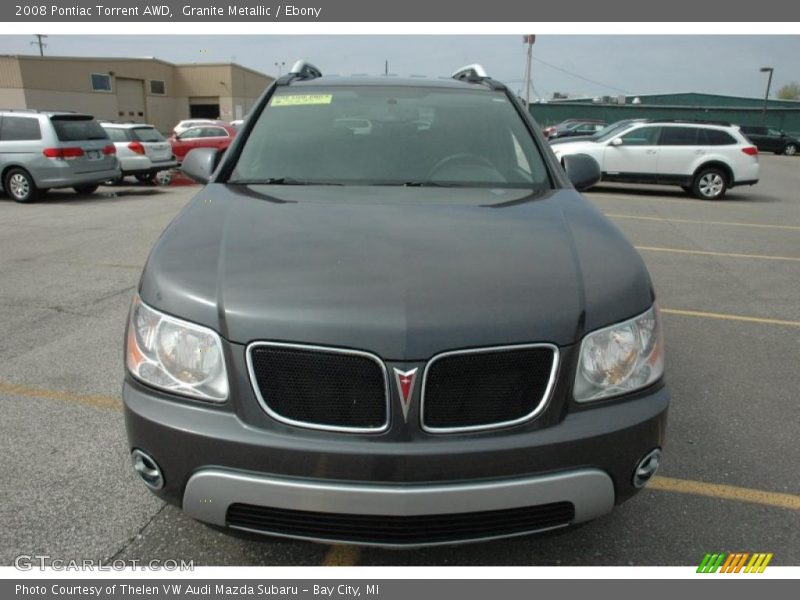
[181, 147, 219, 184]
[563, 154, 601, 192]
[611, 137, 623, 146]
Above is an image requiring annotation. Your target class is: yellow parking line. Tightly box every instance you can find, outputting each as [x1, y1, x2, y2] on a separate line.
[606, 213, 800, 231]
[649, 476, 800, 512]
[0, 379, 121, 410]
[636, 245, 800, 263]
[661, 308, 800, 328]
[322, 545, 361, 566]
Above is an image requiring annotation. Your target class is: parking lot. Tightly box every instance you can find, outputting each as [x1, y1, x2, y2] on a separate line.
[1, 155, 798, 567]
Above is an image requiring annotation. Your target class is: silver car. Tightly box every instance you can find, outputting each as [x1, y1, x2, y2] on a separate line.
[102, 123, 177, 184]
[0, 109, 120, 203]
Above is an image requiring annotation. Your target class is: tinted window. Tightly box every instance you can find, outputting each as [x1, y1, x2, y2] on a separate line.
[704, 129, 737, 145]
[740, 126, 765, 135]
[231, 86, 550, 188]
[91, 73, 112, 92]
[131, 127, 165, 142]
[202, 127, 228, 138]
[767, 128, 783, 137]
[659, 127, 700, 146]
[179, 128, 202, 139]
[0, 116, 42, 141]
[50, 116, 108, 141]
[620, 127, 660, 146]
[104, 128, 130, 142]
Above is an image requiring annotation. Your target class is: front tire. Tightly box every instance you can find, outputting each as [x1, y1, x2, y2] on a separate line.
[4, 168, 40, 203]
[692, 167, 728, 200]
[73, 183, 100, 195]
[784, 143, 797, 156]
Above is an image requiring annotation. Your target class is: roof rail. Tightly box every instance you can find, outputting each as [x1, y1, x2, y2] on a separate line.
[276, 60, 322, 86]
[647, 118, 732, 127]
[451, 64, 505, 90]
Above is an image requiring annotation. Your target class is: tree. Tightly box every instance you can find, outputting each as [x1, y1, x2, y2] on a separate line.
[776, 82, 800, 100]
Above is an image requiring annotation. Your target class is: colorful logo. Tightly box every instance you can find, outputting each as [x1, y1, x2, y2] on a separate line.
[392, 367, 418, 423]
[697, 552, 773, 573]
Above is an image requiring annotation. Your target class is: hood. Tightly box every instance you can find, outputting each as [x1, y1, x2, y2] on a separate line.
[140, 184, 652, 360]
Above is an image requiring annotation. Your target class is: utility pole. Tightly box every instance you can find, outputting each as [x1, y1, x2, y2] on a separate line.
[523, 35, 536, 106]
[384, 60, 388, 77]
[760, 67, 774, 125]
[31, 34, 47, 56]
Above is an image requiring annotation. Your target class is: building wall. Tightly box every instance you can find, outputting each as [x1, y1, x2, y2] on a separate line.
[529, 102, 800, 137]
[0, 55, 273, 133]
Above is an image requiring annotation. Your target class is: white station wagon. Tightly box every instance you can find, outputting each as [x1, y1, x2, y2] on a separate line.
[551, 120, 760, 199]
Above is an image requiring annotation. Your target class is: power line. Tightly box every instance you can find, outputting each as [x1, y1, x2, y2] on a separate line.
[532, 56, 627, 94]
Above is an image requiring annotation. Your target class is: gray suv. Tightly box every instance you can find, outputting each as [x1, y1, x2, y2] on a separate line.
[0, 109, 120, 202]
[123, 62, 668, 546]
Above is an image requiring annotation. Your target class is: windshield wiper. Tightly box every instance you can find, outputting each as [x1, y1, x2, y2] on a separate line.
[228, 177, 342, 186]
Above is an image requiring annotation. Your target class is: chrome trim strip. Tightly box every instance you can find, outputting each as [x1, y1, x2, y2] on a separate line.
[245, 341, 390, 434]
[420, 343, 560, 434]
[183, 468, 615, 539]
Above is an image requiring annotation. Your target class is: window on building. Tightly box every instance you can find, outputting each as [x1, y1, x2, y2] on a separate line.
[91, 73, 112, 92]
[0, 116, 42, 141]
[149, 80, 166, 95]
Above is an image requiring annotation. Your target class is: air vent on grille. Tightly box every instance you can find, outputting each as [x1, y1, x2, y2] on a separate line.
[247, 344, 388, 432]
[422, 345, 557, 432]
[227, 501, 574, 545]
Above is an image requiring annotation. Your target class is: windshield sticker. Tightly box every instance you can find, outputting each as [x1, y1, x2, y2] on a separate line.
[271, 94, 333, 107]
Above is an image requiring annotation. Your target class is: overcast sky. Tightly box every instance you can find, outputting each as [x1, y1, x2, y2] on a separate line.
[2, 35, 799, 100]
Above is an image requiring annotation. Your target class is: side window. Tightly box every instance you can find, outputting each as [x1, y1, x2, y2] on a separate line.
[0, 116, 42, 141]
[705, 130, 737, 146]
[205, 127, 228, 138]
[620, 127, 660, 146]
[767, 128, 783, 137]
[180, 128, 201, 140]
[659, 127, 700, 146]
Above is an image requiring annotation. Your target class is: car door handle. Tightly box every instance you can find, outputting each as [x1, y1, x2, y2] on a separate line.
[695, 150, 706, 155]
[646, 149, 657, 155]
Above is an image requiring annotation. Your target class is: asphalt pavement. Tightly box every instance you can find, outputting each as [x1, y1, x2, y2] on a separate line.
[1, 156, 798, 566]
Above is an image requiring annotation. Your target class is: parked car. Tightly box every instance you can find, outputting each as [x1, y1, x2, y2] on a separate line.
[549, 119, 646, 146]
[739, 125, 798, 156]
[102, 123, 177, 183]
[168, 124, 237, 163]
[123, 61, 668, 547]
[229, 119, 245, 130]
[173, 119, 223, 136]
[542, 118, 585, 138]
[548, 120, 607, 140]
[552, 120, 760, 199]
[0, 109, 119, 203]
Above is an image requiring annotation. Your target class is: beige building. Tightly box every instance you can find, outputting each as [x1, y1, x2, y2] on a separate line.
[0, 55, 274, 133]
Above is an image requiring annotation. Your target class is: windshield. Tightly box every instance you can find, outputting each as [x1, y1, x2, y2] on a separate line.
[594, 121, 638, 143]
[230, 86, 551, 189]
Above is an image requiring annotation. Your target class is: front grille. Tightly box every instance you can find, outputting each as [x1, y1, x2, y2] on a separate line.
[226, 501, 574, 545]
[247, 343, 388, 431]
[422, 345, 558, 432]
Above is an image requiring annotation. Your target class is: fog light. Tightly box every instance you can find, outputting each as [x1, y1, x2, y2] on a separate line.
[633, 449, 661, 488]
[131, 449, 164, 490]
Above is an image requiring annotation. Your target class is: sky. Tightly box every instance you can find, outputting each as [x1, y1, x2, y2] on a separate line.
[1, 35, 799, 100]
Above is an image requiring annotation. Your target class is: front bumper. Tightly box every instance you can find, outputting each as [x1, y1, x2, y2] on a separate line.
[123, 377, 668, 545]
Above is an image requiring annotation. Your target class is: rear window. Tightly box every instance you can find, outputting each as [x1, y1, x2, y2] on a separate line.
[131, 127, 166, 142]
[104, 128, 130, 142]
[0, 116, 42, 141]
[50, 116, 109, 142]
[231, 86, 550, 189]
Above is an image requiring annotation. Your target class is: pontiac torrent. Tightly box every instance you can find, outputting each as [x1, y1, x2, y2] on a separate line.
[123, 62, 668, 546]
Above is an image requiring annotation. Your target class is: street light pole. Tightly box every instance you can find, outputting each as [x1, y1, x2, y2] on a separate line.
[274, 61, 285, 76]
[760, 67, 774, 125]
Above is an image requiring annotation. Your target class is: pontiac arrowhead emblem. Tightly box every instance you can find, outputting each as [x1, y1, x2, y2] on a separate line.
[392, 367, 419, 423]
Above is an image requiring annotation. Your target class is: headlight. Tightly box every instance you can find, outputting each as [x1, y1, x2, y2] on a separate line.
[574, 305, 664, 402]
[126, 295, 228, 401]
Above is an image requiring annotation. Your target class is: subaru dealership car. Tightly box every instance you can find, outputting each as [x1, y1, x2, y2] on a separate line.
[551, 120, 760, 199]
[1, 109, 119, 202]
[102, 123, 177, 183]
[123, 62, 668, 546]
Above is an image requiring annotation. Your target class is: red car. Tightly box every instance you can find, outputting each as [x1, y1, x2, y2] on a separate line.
[168, 123, 237, 163]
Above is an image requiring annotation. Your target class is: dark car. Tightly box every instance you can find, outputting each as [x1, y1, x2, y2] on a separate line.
[123, 61, 668, 547]
[547, 119, 607, 140]
[740, 125, 799, 155]
[549, 119, 646, 146]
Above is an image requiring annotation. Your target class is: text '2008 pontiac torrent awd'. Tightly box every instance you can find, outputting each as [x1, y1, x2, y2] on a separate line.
[123, 62, 668, 547]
